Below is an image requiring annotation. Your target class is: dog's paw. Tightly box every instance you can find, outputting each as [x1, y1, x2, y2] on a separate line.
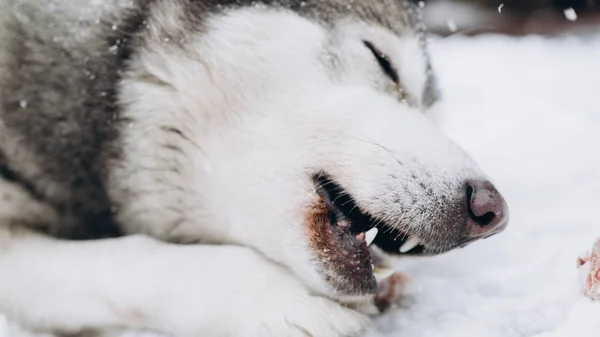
[141, 246, 372, 337]
[245, 296, 371, 337]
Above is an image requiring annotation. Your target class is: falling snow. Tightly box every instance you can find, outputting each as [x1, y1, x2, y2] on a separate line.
[446, 19, 457, 32]
[564, 8, 578, 21]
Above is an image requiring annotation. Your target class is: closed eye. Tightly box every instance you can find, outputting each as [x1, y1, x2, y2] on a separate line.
[363, 40, 399, 84]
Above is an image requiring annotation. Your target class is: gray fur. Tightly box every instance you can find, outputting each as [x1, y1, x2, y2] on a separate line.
[0, 0, 437, 240]
[0, 0, 149, 238]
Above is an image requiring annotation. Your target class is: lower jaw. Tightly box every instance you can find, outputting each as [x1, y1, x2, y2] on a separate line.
[319, 228, 421, 297]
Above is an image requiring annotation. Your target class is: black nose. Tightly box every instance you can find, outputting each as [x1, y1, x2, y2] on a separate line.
[465, 180, 508, 240]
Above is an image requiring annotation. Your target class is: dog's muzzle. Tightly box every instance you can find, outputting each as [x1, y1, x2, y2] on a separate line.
[305, 173, 509, 297]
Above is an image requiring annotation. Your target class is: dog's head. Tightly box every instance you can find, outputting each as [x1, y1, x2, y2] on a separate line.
[121, 0, 508, 303]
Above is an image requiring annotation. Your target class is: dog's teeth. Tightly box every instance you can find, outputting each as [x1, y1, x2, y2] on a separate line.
[374, 268, 395, 282]
[365, 227, 378, 247]
[399, 237, 420, 253]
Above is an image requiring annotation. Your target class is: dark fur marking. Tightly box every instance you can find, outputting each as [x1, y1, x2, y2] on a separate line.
[0, 0, 155, 239]
[0, 150, 46, 203]
[160, 126, 187, 138]
[160, 126, 203, 151]
[305, 196, 378, 296]
[162, 144, 184, 153]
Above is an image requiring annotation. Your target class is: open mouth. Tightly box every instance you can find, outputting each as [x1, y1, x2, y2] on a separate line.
[311, 174, 429, 293]
[314, 174, 426, 258]
[309, 172, 508, 296]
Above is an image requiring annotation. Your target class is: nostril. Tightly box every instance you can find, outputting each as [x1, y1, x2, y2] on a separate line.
[466, 181, 503, 228]
[472, 210, 496, 227]
[464, 180, 509, 241]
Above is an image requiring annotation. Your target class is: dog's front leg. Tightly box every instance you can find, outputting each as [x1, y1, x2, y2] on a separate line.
[0, 229, 370, 337]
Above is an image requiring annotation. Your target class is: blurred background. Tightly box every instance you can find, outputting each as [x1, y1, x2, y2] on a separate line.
[416, 0, 600, 36]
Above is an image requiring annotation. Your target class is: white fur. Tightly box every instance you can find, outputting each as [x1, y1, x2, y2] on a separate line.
[112, 6, 484, 299]
[0, 229, 368, 336]
[0, 4, 487, 336]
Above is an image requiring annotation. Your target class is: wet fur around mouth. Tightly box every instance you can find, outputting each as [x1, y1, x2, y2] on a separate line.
[306, 173, 427, 296]
[314, 173, 426, 252]
[305, 192, 378, 296]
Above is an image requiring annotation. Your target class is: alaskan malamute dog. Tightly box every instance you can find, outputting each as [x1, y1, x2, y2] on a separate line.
[0, 0, 508, 336]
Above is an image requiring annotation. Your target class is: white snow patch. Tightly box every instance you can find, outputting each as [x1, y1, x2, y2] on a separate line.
[364, 33, 600, 337]
[564, 8, 578, 21]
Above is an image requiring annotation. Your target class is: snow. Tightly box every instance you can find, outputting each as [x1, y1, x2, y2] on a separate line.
[564, 8, 578, 22]
[365, 33, 600, 337]
[2, 33, 600, 337]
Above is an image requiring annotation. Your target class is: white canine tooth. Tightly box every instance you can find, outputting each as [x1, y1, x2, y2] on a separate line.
[365, 227, 378, 247]
[399, 236, 421, 253]
[374, 268, 395, 282]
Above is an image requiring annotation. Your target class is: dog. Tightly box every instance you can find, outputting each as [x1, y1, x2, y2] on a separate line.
[0, 0, 509, 336]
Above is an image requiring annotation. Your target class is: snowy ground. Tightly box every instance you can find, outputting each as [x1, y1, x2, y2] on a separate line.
[365, 33, 600, 337]
[1, 33, 599, 337]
